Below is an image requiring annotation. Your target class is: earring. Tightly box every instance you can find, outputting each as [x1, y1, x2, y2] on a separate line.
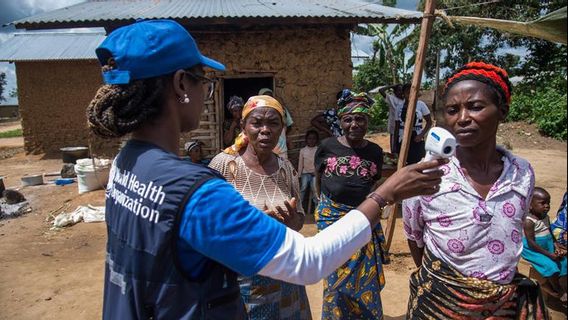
[179, 94, 190, 104]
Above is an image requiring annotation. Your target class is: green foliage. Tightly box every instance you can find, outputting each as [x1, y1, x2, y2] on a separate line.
[407, 0, 567, 79]
[520, 41, 567, 86]
[0, 128, 22, 138]
[368, 95, 389, 131]
[380, 0, 398, 7]
[354, 23, 413, 92]
[353, 60, 390, 92]
[0, 72, 6, 102]
[9, 88, 17, 98]
[509, 77, 567, 140]
[353, 0, 568, 139]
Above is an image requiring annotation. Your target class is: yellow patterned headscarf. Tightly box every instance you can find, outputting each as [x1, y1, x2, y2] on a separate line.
[224, 95, 285, 155]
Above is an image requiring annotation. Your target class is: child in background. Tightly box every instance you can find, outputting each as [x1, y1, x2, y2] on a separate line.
[297, 130, 319, 213]
[184, 140, 210, 166]
[551, 191, 567, 256]
[522, 187, 567, 303]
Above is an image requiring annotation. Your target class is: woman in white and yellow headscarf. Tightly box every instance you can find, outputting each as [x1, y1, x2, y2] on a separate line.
[209, 95, 312, 319]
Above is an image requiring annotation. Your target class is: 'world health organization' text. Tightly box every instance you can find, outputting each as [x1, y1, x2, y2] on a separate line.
[107, 168, 166, 224]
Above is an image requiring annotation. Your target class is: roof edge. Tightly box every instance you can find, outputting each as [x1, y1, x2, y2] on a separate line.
[15, 16, 421, 31]
[0, 58, 98, 63]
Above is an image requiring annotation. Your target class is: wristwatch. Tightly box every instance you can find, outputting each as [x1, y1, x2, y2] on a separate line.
[366, 192, 392, 210]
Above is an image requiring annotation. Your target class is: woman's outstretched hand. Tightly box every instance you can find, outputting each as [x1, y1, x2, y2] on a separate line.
[263, 198, 303, 231]
[357, 159, 447, 227]
[375, 159, 447, 204]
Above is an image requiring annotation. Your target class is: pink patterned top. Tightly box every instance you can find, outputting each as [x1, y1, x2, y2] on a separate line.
[403, 147, 535, 284]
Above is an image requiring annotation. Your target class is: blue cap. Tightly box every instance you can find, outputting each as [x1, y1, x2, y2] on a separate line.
[96, 19, 225, 84]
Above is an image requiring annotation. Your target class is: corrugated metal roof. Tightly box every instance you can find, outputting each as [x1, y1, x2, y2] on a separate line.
[0, 32, 105, 62]
[12, 0, 422, 29]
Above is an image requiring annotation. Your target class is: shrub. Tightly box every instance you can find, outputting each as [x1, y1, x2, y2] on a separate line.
[509, 83, 567, 141]
[368, 95, 389, 132]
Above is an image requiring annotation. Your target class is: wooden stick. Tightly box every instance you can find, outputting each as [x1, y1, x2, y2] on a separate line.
[385, 0, 437, 252]
[434, 49, 441, 114]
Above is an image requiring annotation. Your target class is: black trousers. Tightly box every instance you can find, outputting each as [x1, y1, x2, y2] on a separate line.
[396, 131, 425, 165]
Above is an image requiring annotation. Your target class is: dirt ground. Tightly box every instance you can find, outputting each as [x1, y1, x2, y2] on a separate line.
[0, 120, 24, 159]
[0, 121, 566, 319]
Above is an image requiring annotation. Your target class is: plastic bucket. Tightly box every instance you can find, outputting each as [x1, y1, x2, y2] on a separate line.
[74, 159, 110, 194]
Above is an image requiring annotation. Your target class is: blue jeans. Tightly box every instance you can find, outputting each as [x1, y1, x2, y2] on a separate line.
[300, 173, 317, 206]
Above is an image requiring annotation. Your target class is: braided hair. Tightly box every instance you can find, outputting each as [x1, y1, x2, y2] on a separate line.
[443, 62, 512, 107]
[86, 65, 166, 138]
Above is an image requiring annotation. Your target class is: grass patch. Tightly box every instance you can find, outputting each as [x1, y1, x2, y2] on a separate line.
[0, 128, 22, 138]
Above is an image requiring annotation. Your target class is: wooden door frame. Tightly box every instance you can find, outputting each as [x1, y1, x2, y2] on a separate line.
[216, 72, 276, 149]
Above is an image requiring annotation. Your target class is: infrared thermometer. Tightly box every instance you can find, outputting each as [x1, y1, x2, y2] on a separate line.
[422, 127, 456, 172]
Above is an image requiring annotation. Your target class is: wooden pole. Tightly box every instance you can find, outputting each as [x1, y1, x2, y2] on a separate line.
[385, 0, 437, 252]
[434, 49, 441, 114]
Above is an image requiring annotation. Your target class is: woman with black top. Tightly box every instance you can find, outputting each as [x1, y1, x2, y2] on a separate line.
[314, 91, 387, 319]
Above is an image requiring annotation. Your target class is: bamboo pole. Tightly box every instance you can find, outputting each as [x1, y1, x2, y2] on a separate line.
[384, 0, 437, 252]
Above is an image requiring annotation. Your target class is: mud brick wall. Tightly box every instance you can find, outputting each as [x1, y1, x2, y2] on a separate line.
[196, 25, 353, 136]
[0, 105, 19, 118]
[195, 25, 353, 164]
[16, 60, 119, 156]
[16, 25, 353, 162]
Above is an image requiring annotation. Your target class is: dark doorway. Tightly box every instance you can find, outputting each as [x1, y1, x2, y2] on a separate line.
[223, 76, 274, 107]
[221, 76, 274, 148]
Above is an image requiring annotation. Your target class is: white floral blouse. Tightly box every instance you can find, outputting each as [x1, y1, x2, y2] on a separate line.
[403, 147, 535, 284]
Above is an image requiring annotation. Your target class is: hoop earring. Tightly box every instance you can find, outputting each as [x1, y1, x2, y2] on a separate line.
[179, 94, 190, 104]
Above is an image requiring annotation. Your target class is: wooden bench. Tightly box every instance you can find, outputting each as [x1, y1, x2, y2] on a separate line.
[520, 258, 559, 302]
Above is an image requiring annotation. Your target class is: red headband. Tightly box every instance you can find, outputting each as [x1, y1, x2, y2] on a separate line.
[445, 62, 511, 104]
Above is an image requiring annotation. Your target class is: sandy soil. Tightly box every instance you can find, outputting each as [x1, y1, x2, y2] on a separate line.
[0, 120, 24, 159]
[0, 121, 566, 319]
[0, 137, 24, 148]
[0, 120, 21, 132]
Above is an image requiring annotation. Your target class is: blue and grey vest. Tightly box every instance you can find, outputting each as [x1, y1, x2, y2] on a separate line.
[103, 140, 246, 320]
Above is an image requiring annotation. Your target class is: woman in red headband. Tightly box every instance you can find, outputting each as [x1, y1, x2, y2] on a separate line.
[403, 62, 548, 319]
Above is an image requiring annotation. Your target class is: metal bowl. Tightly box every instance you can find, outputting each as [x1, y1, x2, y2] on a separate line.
[60, 147, 90, 164]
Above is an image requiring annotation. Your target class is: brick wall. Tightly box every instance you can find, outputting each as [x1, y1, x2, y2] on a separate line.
[0, 105, 19, 118]
[196, 26, 352, 136]
[195, 25, 353, 164]
[17, 25, 353, 161]
[16, 60, 119, 156]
